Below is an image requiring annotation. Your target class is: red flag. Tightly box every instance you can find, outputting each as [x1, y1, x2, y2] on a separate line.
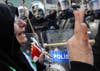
[31, 37, 42, 62]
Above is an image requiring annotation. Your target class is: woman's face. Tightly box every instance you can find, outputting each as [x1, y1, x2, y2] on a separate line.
[14, 19, 27, 44]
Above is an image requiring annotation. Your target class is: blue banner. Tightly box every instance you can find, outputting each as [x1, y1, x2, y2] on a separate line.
[50, 50, 70, 63]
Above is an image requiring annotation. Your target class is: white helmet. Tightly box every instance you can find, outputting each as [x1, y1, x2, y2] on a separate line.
[18, 6, 29, 18]
[46, 63, 66, 71]
[31, 1, 45, 20]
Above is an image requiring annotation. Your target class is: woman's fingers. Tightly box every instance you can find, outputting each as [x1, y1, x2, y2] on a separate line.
[79, 10, 85, 23]
[81, 23, 89, 46]
[74, 10, 82, 35]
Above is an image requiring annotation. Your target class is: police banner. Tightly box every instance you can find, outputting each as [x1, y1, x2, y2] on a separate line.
[50, 49, 70, 63]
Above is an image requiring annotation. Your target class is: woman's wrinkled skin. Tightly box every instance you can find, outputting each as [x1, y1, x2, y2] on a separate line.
[67, 10, 93, 65]
[14, 19, 27, 44]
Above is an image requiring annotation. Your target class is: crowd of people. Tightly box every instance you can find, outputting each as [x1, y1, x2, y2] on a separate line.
[0, 0, 100, 71]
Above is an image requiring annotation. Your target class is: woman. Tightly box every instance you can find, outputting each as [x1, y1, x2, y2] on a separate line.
[0, 3, 36, 71]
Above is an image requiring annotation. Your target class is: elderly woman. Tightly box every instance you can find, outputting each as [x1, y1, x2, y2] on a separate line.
[0, 2, 47, 71]
[0, 3, 35, 71]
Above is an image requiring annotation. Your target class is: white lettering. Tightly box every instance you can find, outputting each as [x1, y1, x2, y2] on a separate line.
[53, 54, 69, 59]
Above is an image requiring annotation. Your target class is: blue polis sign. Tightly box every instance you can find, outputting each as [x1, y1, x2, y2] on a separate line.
[50, 49, 70, 63]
